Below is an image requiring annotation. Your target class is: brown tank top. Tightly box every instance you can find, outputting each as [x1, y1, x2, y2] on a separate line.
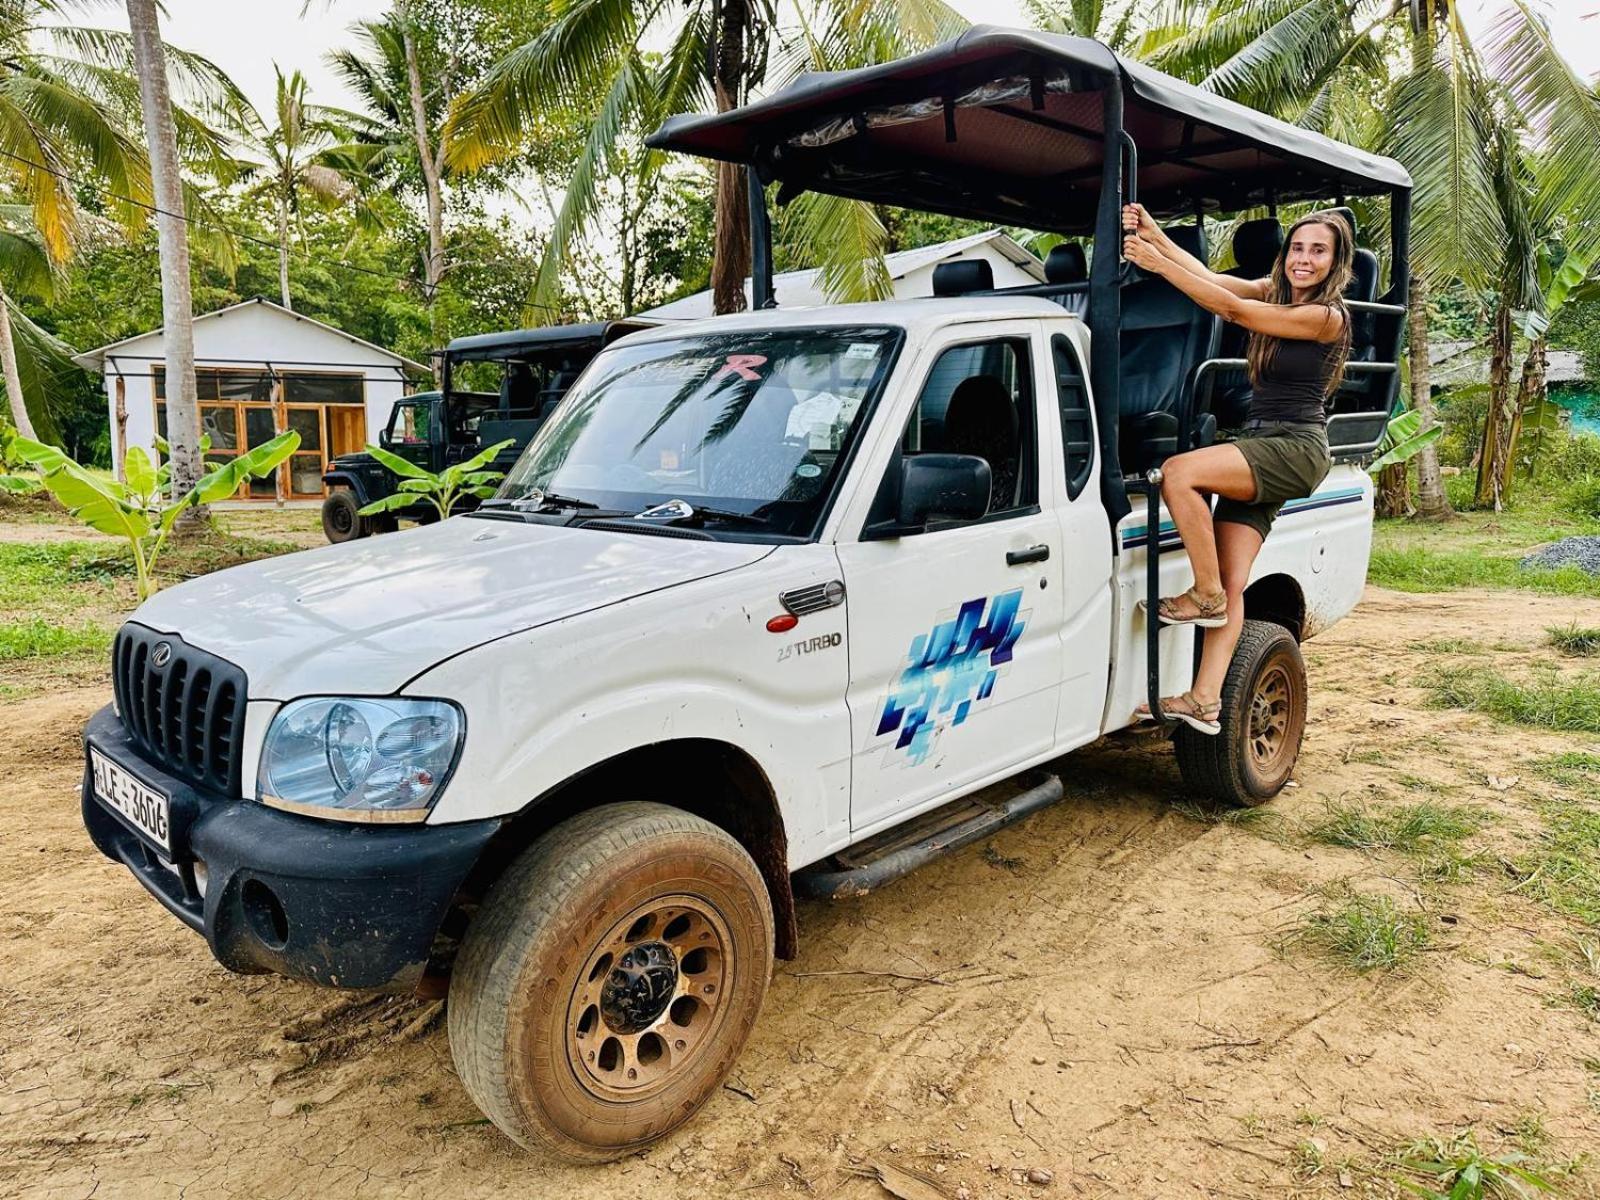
[1250, 335, 1340, 425]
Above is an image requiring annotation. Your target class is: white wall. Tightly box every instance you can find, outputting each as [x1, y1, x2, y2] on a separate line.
[101, 303, 413, 458]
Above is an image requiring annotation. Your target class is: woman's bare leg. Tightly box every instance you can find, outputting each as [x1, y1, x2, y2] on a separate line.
[1159, 443, 1258, 603]
[1191, 520, 1266, 705]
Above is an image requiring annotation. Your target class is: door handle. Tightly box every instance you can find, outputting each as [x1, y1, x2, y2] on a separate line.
[1006, 544, 1051, 566]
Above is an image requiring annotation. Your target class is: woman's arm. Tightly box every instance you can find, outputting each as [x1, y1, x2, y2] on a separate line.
[1122, 204, 1268, 301]
[1122, 233, 1343, 342]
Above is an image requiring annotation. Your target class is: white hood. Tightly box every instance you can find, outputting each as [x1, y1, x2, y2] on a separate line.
[131, 518, 773, 698]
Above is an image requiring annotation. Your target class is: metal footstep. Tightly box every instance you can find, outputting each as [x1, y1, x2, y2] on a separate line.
[792, 772, 1063, 901]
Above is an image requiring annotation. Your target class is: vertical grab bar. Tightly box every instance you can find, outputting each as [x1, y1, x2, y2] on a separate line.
[1138, 467, 1171, 725]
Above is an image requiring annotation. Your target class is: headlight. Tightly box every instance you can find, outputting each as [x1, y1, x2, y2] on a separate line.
[257, 698, 463, 823]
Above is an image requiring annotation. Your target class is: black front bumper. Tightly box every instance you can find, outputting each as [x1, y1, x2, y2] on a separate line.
[82, 705, 501, 991]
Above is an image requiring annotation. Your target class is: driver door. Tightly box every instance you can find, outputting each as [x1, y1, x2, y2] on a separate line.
[836, 325, 1066, 836]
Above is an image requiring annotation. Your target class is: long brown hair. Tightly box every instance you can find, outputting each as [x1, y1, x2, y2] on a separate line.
[1247, 209, 1356, 394]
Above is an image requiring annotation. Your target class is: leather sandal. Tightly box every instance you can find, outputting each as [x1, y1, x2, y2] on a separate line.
[1137, 691, 1222, 735]
[1145, 586, 1229, 629]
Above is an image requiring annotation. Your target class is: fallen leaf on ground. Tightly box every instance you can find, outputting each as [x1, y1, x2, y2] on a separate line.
[846, 1161, 953, 1200]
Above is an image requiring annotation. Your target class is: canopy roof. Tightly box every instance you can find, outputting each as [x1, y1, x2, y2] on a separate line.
[442, 318, 659, 363]
[648, 27, 1410, 232]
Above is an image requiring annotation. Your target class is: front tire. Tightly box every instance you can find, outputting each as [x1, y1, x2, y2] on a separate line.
[447, 803, 774, 1162]
[1175, 619, 1307, 806]
[321, 490, 367, 543]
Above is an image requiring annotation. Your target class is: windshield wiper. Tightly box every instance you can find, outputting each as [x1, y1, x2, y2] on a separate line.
[479, 491, 600, 513]
[631, 498, 771, 529]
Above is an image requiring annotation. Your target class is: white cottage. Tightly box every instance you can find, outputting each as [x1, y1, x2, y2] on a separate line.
[73, 299, 430, 501]
[641, 229, 1047, 318]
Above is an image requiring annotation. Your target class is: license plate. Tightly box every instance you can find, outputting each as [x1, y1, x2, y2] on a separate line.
[89, 747, 170, 852]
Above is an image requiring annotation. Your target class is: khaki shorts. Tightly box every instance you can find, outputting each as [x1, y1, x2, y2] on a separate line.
[1213, 423, 1332, 540]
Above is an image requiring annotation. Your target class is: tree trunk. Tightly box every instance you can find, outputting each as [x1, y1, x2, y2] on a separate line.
[277, 196, 293, 310]
[1502, 336, 1546, 501]
[403, 25, 447, 381]
[1375, 462, 1412, 518]
[126, 0, 204, 518]
[710, 0, 751, 316]
[1473, 293, 1514, 510]
[0, 287, 35, 441]
[1407, 271, 1450, 519]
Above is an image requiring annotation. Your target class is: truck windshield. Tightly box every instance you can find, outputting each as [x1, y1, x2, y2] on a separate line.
[498, 327, 901, 537]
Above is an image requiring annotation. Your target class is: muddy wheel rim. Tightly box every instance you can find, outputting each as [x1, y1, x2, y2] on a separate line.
[329, 502, 353, 534]
[1248, 662, 1293, 771]
[566, 896, 731, 1101]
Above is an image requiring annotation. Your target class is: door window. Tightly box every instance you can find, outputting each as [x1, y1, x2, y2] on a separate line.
[874, 337, 1037, 530]
[1051, 335, 1094, 499]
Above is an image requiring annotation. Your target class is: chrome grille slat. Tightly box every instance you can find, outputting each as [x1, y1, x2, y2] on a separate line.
[111, 625, 248, 796]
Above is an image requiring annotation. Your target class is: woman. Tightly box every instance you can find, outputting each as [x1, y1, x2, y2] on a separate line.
[1120, 203, 1355, 734]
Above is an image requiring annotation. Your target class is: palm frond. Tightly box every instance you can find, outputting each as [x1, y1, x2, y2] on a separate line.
[526, 52, 650, 319]
[1483, 0, 1600, 252]
[1203, 0, 1362, 111]
[1384, 27, 1503, 288]
[442, 0, 642, 175]
[784, 189, 892, 304]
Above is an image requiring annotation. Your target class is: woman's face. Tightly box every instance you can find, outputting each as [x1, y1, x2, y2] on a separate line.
[1284, 221, 1338, 290]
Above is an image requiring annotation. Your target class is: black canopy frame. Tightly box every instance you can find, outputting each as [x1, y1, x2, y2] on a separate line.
[648, 26, 1413, 527]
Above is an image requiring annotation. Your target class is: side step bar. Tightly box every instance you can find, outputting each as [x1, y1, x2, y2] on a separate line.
[793, 772, 1063, 900]
[1127, 467, 1174, 727]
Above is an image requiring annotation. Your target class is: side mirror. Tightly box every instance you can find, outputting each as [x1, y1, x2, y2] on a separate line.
[872, 453, 990, 537]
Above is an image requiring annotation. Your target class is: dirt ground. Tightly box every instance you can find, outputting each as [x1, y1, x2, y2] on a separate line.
[4, 581, 1600, 1199]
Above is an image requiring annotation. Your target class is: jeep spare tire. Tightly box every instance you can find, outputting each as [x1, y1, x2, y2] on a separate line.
[448, 802, 774, 1161]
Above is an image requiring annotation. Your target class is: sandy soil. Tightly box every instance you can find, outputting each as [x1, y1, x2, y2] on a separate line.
[3, 587, 1599, 1199]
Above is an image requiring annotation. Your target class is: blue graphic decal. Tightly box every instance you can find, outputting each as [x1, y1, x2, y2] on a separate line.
[876, 589, 1026, 765]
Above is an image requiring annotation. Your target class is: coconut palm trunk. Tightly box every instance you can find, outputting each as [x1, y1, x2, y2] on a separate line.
[276, 195, 293, 309]
[402, 25, 447, 378]
[1408, 272, 1451, 518]
[1474, 292, 1515, 509]
[126, 0, 204, 513]
[0, 285, 34, 440]
[711, 0, 752, 316]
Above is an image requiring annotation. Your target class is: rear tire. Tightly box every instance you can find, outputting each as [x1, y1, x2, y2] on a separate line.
[447, 802, 774, 1162]
[321, 490, 367, 543]
[1175, 619, 1307, 806]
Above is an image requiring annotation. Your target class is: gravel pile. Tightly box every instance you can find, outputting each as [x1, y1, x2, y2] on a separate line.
[1520, 536, 1600, 574]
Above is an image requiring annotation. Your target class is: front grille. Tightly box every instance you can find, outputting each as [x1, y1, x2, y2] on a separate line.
[112, 624, 248, 796]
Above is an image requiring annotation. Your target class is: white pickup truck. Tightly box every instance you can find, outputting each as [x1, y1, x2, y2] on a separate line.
[80, 28, 1408, 1163]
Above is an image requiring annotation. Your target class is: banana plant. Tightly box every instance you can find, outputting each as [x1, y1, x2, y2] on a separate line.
[13, 431, 300, 600]
[0, 423, 39, 493]
[357, 439, 515, 524]
[1368, 408, 1444, 476]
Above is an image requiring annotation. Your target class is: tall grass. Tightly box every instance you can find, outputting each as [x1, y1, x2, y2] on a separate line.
[0, 618, 112, 661]
[1300, 893, 1430, 972]
[1307, 801, 1484, 854]
[1425, 666, 1600, 733]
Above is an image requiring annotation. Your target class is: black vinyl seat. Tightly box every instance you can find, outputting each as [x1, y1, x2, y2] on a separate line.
[1117, 224, 1220, 474]
[939, 375, 1020, 513]
[1328, 206, 1384, 413]
[1210, 217, 1282, 429]
[1044, 242, 1088, 316]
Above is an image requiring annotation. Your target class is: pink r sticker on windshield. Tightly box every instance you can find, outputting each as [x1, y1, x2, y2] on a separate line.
[715, 354, 768, 381]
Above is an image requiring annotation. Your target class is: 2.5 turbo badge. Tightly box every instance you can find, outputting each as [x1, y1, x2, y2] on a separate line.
[777, 632, 842, 662]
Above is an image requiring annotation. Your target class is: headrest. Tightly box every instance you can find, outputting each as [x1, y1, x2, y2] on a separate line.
[1044, 242, 1087, 284]
[943, 376, 1017, 446]
[932, 258, 994, 297]
[1327, 206, 1358, 240]
[1164, 224, 1207, 263]
[1232, 218, 1283, 277]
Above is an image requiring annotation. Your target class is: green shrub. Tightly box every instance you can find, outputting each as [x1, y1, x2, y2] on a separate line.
[1562, 473, 1600, 521]
[1549, 624, 1600, 656]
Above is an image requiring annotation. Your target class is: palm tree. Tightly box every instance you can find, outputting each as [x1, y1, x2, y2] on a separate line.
[1142, 0, 1600, 520]
[225, 66, 380, 311]
[441, 0, 968, 318]
[125, 0, 207, 503]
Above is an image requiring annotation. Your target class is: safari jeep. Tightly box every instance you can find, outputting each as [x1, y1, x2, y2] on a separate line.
[80, 28, 1410, 1162]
